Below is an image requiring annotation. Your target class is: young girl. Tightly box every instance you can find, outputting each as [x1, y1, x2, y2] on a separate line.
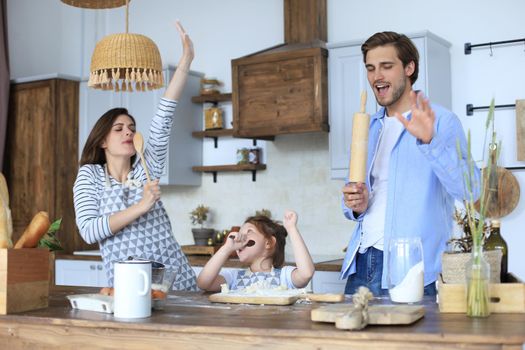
[73, 22, 197, 291]
[197, 210, 315, 291]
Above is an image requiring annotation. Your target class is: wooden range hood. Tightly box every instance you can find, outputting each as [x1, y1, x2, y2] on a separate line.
[232, 0, 329, 138]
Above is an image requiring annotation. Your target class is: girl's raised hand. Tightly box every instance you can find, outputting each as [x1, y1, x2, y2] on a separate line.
[224, 231, 248, 251]
[283, 210, 298, 230]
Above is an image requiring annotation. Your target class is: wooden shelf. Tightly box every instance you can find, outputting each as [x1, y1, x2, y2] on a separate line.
[192, 163, 266, 182]
[192, 128, 234, 148]
[191, 93, 232, 104]
[192, 128, 234, 138]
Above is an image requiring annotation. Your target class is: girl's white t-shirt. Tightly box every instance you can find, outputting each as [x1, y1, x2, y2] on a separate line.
[220, 265, 296, 290]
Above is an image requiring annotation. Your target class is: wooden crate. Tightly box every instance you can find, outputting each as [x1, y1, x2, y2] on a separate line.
[0, 248, 50, 314]
[437, 273, 525, 313]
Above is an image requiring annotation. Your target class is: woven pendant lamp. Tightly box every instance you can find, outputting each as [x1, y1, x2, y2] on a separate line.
[61, 0, 129, 9]
[87, 0, 163, 92]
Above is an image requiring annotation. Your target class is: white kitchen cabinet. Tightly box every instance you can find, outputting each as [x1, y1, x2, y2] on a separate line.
[79, 66, 204, 185]
[55, 259, 108, 287]
[327, 31, 452, 179]
[311, 271, 346, 294]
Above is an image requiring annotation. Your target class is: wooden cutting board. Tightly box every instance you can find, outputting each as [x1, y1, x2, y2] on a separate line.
[209, 293, 345, 305]
[311, 304, 425, 326]
[475, 166, 520, 218]
[516, 99, 525, 161]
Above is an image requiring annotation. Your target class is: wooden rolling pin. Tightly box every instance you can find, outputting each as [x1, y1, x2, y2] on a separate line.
[348, 91, 370, 183]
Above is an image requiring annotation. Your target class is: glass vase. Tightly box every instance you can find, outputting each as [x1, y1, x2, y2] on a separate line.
[465, 244, 491, 317]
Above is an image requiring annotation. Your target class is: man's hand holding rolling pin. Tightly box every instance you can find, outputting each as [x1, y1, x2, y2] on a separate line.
[342, 91, 370, 215]
[342, 183, 368, 215]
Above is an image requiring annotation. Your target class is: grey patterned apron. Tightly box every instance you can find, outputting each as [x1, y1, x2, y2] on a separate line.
[231, 268, 282, 290]
[98, 166, 197, 291]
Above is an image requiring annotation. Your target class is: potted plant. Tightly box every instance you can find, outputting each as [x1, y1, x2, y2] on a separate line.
[190, 205, 215, 246]
[441, 209, 502, 284]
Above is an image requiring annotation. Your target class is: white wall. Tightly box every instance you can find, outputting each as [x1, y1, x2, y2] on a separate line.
[7, 0, 525, 278]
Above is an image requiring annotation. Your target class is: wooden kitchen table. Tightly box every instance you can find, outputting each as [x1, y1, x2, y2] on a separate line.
[0, 288, 524, 350]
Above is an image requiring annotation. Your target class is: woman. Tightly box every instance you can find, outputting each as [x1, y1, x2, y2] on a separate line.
[73, 22, 197, 291]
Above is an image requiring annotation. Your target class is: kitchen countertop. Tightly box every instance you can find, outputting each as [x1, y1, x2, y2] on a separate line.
[0, 287, 524, 349]
[59, 251, 344, 272]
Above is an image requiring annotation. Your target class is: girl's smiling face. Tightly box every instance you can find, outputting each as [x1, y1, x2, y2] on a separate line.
[236, 222, 274, 264]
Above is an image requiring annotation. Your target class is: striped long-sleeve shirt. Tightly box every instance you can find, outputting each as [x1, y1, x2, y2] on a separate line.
[73, 98, 178, 244]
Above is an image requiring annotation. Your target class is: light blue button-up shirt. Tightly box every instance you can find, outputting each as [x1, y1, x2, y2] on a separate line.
[341, 103, 481, 288]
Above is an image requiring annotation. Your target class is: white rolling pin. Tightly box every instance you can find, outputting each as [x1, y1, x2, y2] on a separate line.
[349, 91, 370, 183]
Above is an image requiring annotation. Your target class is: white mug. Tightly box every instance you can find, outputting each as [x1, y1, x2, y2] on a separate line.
[114, 260, 152, 318]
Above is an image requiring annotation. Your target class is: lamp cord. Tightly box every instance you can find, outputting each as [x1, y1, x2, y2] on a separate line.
[125, 0, 129, 33]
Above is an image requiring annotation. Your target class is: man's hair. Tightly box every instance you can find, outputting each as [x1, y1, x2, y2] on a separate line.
[361, 31, 419, 85]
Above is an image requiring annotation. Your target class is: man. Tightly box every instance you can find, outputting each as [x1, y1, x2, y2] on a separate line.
[341, 32, 479, 296]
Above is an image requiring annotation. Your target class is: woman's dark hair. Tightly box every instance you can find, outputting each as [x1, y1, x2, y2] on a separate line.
[361, 31, 419, 85]
[244, 215, 288, 268]
[79, 108, 136, 166]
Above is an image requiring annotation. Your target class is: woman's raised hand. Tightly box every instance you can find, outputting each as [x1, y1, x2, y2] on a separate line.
[175, 21, 194, 65]
[164, 21, 194, 100]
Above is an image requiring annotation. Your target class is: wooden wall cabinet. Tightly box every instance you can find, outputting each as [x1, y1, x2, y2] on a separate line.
[4, 77, 95, 253]
[232, 46, 329, 138]
[231, 0, 328, 139]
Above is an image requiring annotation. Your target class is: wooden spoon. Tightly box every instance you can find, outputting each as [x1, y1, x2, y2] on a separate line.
[228, 235, 256, 247]
[133, 132, 151, 183]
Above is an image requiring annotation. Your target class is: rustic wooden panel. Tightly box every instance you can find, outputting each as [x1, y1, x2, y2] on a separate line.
[53, 79, 89, 253]
[5, 79, 95, 254]
[232, 47, 329, 138]
[5, 81, 56, 241]
[516, 99, 525, 161]
[284, 0, 327, 44]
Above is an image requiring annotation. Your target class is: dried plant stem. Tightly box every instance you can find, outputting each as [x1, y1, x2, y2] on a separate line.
[457, 98, 496, 318]
[466, 246, 490, 317]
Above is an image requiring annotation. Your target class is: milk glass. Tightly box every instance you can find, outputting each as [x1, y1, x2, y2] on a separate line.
[388, 237, 424, 303]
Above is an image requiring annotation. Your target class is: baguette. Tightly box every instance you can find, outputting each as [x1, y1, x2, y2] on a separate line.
[0, 206, 9, 248]
[14, 211, 51, 249]
[0, 173, 9, 206]
[0, 173, 13, 248]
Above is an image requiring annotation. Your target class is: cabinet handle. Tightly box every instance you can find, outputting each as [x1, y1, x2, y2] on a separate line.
[90, 265, 96, 270]
[97, 265, 103, 271]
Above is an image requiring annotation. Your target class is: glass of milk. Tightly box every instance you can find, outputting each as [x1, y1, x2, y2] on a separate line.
[387, 237, 424, 303]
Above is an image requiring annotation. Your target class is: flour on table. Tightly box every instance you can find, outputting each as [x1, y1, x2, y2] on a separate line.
[220, 280, 306, 297]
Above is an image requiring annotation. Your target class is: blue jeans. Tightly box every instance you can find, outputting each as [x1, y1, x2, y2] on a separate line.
[344, 247, 437, 297]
